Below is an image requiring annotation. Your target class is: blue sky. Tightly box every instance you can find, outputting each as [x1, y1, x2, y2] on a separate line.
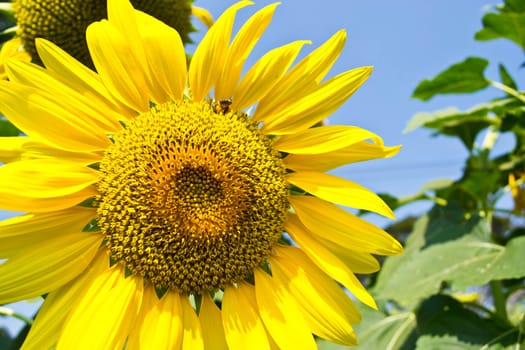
[1, 0, 521, 338]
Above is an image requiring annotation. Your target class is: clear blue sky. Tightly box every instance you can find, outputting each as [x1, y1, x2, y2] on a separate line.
[1, 0, 521, 337]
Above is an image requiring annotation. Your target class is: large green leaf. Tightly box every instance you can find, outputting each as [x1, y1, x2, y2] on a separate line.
[412, 57, 489, 101]
[404, 98, 515, 134]
[0, 118, 20, 137]
[475, 11, 525, 50]
[317, 305, 417, 350]
[415, 295, 520, 349]
[373, 204, 525, 303]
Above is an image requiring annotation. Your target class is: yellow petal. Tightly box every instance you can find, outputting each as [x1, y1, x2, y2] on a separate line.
[200, 293, 228, 350]
[35, 38, 136, 121]
[262, 67, 373, 134]
[273, 125, 381, 154]
[287, 172, 394, 219]
[0, 137, 27, 163]
[270, 246, 359, 345]
[284, 142, 401, 172]
[127, 286, 183, 350]
[0, 159, 98, 212]
[189, 1, 253, 101]
[254, 268, 317, 350]
[192, 6, 214, 29]
[136, 11, 187, 102]
[86, 20, 149, 112]
[222, 282, 272, 349]
[19, 140, 103, 165]
[21, 251, 108, 350]
[253, 30, 346, 121]
[0, 38, 31, 80]
[316, 237, 380, 274]
[6, 59, 122, 134]
[57, 265, 143, 350]
[0, 82, 112, 152]
[289, 196, 403, 256]
[181, 297, 204, 350]
[215, 3, 279, 100]
[284, 213, 376, 308]
[233, 40, 309, 111]
[0, 207, 96, 257]
[0, 231, 101, 304]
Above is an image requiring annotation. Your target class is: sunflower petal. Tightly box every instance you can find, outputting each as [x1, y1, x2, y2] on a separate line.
[0, 137, 27, 163]
[0, 159, 98, 212]
[290, 196, 403, 256]
[200, 293, 228, 350]
[222, 282, 271, 349]
[284, 142, 401, 172]
[0, 207, 96, 257]
[215, 3, 278, 100]
[20, 251, 108, 350]
[57, 265, 143, 350]
[254, 268, 317, 350]
[181, 297, 204, 350]
[0, 231, 101, 304]
[6, 60, 121, 133]
[253, 30, 346, 121]
[86, 20, 149, 112]
[127, 286, 183, 350]
[135, 11, 187, 102]
[0, 82, 112, 152]
[273, 125, 381, 154]
[189, 1, 253, 101]
[262, 67, 373, 134]
[233, 40, 309, 111]
[287, 171, 394, 219]
[35, 39, 136, 120]
[285, 213, 376, 308]
[271, 246, 359, 345]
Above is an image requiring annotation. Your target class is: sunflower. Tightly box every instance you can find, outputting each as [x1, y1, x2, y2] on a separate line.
[0, 38, 31, 80]
[13, 0, 194, 68]
[0, 0, 402, 348]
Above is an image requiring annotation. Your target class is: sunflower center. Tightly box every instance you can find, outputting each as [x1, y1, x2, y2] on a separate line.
[96, 101, 289, 294]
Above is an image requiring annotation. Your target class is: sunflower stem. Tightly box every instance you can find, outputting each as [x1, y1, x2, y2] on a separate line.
[0, 306, 33, 325]
[490, 280, 510, 326]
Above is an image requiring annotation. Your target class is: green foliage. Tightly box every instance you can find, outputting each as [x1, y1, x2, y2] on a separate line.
[412, 57, 490, 101]
[362, 1, 525, 348]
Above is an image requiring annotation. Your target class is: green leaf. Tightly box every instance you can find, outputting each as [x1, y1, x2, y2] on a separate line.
[412, 57, 490, 101]
[415, 295, 519, 349]
[498, 64, 518, 91]
[503, 0, 525, 13]
[0, 118, 20, 137]
[317, 305, 417, 350]
[475, 11, 525, 50]
[373, 204, 525, 303]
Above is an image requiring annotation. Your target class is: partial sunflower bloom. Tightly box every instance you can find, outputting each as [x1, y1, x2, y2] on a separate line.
[13, 0, 194, 68]
[0, 0, 402, 348]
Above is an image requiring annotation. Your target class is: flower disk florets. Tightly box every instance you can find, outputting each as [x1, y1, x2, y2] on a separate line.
[96, 101, 289, 294]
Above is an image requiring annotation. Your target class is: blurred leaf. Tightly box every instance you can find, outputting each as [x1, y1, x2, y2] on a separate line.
[498, 64, 518, 91]
[0, 118, 20, 136]
[412, 57, 489, 101]
[475, 11, 525, 50]
[503, 0, 525, 13]
[404, 98, 513, 134]
[415, 295, 518, 349]
[374, 204, 525, 303]
[318, 305, 417, 350]
[0, 328, 12, 350]
[416, 335, 481, 350]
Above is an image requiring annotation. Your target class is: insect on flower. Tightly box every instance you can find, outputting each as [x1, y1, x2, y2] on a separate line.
[212, 97, 233, 114]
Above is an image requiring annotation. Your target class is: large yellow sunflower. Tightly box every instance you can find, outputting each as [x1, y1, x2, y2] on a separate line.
[0, 0, 402, 348]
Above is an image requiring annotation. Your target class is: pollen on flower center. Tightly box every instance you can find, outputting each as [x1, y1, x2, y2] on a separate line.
[96, 101, 289, 294]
